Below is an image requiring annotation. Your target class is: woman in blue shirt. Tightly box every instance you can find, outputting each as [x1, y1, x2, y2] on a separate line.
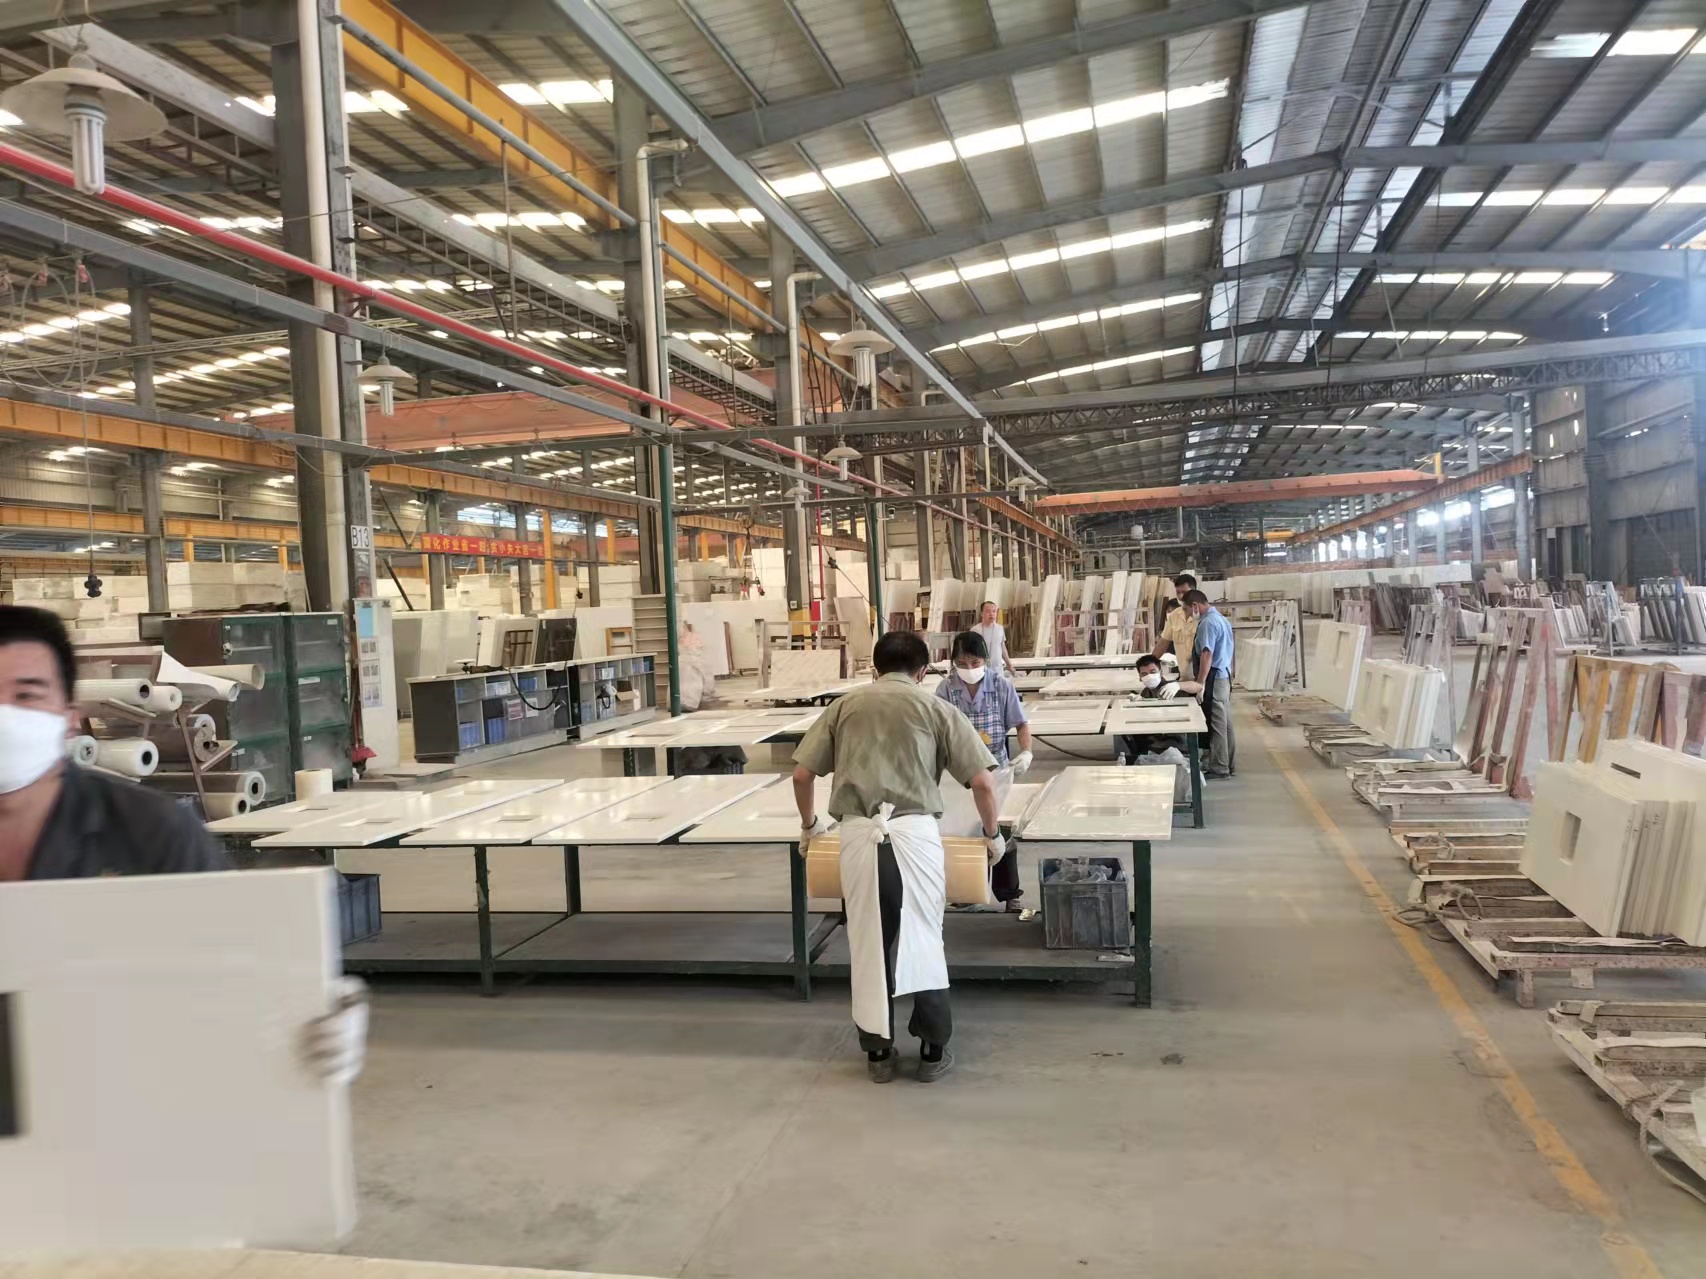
[937, 630, 1033, 909]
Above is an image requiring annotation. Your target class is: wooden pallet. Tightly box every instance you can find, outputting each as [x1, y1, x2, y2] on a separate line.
[1436, 913, 1706, 1007]
[1392, 829, 1527, 875]
[1550, 1000, 1706, 1197]
[1257, 693, 1345, 726]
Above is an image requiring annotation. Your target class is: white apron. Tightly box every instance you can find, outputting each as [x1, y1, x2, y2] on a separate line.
[837, 804, 949, 1039]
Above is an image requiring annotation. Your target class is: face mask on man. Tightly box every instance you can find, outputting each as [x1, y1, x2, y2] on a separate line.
[0, 704, 68, 794]
[957, 665, 986, 686]
[1140, 672, 1163, 690]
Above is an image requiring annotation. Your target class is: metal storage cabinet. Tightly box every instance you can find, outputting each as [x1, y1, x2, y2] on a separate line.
[161, 614, 293, 804]
[284, 613, 353, 785]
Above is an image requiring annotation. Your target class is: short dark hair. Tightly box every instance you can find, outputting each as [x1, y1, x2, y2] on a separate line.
[1173, 573, 1197, 590]
[873, 630, 930, 676]
[1162, 597, 1180, 615]
[0, 604, 78, 698]
[950, 631, 988, 662]
[1183, 589, 1209, 607]
[981, 600, 997, 609]
[1136, 654, 1161, 672]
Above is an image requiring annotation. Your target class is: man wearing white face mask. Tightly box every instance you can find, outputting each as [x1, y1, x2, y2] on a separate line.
[0, 605, 368, 1086]
[1115, 654, 1203, 763]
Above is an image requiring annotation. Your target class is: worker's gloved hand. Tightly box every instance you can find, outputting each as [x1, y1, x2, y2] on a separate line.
[1158, 681, 1181, 700]
[1011, 750, 1034, 777]
[799, 813, 829, 853]
[302, 976, 370, 1087]
[984, 831, 1007, 864]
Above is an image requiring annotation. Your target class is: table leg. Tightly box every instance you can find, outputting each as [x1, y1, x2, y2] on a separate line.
[562, 844, 582, 916]
[1188, 732, 1204, 829]
[1132, 840, 1152, 1008]
[789, 841, 811, 1001]
[474, 845, 495, 997]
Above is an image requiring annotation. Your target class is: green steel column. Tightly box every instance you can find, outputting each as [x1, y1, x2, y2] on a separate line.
[659, 440, 682, 715]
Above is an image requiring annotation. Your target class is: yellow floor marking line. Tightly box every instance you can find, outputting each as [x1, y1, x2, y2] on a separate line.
[1258, 724, 1663, 1279]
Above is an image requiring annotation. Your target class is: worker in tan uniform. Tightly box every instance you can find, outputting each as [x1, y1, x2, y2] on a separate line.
[792, 630, 1001, 1084]
[1152, 574, 1199, 660]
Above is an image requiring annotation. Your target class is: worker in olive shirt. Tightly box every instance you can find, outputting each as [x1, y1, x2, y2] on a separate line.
[0, 605, 367, 1082]
[792, 631, 1001, 1084]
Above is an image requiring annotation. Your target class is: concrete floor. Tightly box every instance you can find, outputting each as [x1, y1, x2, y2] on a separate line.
[339, 684, 1706, 1278]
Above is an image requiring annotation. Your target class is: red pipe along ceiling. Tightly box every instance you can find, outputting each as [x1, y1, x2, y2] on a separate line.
[0, 140, 1042, 540]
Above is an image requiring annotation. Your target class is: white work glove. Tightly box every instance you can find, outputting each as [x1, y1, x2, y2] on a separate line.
[984, 831, 1007, 864]
[1011, 749, 1034, 777]
[1158, 682, 1181, 700]
[302, 976, 369, 1087]
[798, 813, 829, 853]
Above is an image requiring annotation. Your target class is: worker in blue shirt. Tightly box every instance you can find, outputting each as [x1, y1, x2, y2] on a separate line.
[937, 630, 1032, 909]
[1183, 589, 1236, 778]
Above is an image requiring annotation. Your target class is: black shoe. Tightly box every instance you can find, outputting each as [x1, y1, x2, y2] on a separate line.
[1204, 769, 1232, 780]
[916, 1047, 955, 1083]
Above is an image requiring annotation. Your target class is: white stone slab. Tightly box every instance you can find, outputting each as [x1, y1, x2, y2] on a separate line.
[1039, 669, 1147, 696]
[533, 773, 776, 845]
[206, 790, 387, 836]
[1308, 621, 1367, 711]
[1017, 766, 1174, 842]
[1520, 762, 1654, 935]
[253, 779, 557, 848]
[739, 679, 863, 703]
[400, 776, 671, 846]
[1021, 698, 1110, 735]
[0, 868, 353, 1250]
[1104, 700, 1207, 735]
[679, 778, 834, 843]
[1599, 740, 1706, 942]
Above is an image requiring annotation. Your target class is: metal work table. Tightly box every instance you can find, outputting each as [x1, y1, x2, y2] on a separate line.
[816, 766, 1173, 1007]
[579, 706, 826, 776]
[1007, 694, 1207, 829]
[222, 768, 1143, 1003]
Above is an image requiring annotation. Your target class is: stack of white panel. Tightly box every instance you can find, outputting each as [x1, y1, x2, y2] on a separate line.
[1521, 750, 1702, 938]
[1237, 637, 1283, 690]
[1306, 621, 1367, 711]
[1033, 574, 1062, 655]
[1350, 659, 1442, 748]
[454, 572, 516, 614]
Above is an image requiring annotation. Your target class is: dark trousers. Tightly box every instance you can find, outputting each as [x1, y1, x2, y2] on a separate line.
[857, 839, 953, 1053]
[991, 843, 1021, 903]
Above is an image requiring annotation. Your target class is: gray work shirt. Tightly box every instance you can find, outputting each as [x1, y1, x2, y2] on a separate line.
[794, 672, 996, 820]
[25, 764, 232, 880]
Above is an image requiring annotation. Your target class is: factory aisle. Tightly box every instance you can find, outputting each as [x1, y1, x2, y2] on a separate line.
[342, 704, 1706, 1279]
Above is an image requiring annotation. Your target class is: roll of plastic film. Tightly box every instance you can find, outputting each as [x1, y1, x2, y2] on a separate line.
[67, 735, 99, 766]
[73, 679, 155, 711]
[200, 793, 251, 820]
[93, 738, 159, 778]
[294, 769, 334, 798]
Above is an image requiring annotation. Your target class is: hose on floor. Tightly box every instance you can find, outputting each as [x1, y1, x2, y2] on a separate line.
[1629, 1084, 1706, 1206]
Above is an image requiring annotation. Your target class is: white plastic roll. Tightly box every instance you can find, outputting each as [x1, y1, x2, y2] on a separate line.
[139, 683, 183, 713]
[93, 738, 158, 778]
[186, 713, 216, 736]
[148, 771, 265, 802]
[74, 678, 155, 711]
[294, 768, 333, 798]
[67, 735, 99, 766]
[200, 793, 251, 820]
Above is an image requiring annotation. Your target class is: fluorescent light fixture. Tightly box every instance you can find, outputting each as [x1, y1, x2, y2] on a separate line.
[1483, 188, 1542, 206]
[1605, 186, 1668, 204]
[824, 156, 891, 188]
[1542, 187, 1604, 205]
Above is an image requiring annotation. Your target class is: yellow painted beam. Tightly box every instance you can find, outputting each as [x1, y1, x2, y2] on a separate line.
[0, 398, 827, 544]
[339, 0, 817, 351]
